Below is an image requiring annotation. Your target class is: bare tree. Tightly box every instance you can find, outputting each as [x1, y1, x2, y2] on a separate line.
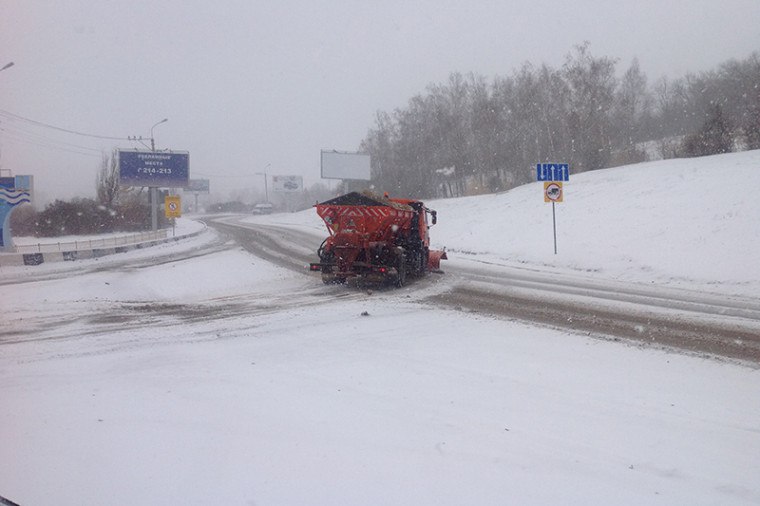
[563, 42, 618, 172]
[359, 43, 758, 200]
[96, 153, 120, 208]
[612, 58, 652, 164]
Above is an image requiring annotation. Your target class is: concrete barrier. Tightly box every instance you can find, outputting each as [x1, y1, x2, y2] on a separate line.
[0, 224, 206, 268]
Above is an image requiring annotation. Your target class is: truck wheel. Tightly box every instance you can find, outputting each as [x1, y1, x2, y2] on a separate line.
[414, 250, 425, 276]
[396, 254, 407, 287]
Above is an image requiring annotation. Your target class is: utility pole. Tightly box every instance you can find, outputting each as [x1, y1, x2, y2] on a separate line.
[149, 118, 168, 231]
[255, 164, 271, 203]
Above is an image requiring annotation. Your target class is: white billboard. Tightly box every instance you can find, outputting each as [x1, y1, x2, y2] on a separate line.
[184, 178, 210, 193]
[272, 175, 303, 193]
[320, 150, 371, 180]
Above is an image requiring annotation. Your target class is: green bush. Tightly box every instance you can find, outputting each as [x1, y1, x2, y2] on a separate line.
[35, 198, 115, 236]
[13, 195, 170, 238]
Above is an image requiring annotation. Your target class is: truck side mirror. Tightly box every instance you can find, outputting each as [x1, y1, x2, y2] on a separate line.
[431, 210, 437, 225]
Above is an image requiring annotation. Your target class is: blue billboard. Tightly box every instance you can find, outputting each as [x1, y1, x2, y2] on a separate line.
[118, 150, 190, 188]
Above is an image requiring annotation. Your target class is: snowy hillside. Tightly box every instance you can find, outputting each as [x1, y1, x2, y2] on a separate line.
[256, 150, 760, 297]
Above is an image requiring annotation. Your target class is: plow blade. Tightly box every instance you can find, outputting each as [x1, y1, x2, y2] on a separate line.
[428, 249, 448, 272]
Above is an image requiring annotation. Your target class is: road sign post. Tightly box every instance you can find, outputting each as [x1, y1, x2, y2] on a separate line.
[537, 163, 568, 254]
[165, 195, 181, 236]
[552, 200, 557, 255]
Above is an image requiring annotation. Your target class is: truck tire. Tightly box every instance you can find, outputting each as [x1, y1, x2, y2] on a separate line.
[395, 253, 407, 287]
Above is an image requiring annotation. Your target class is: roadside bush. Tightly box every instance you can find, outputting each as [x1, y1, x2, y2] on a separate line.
[35, 198, 115, 237]
[113, 193, 153, 231]
[681, 104, 734, 157]
[15, 192, 174, 238]
[8, 203, 38, 236]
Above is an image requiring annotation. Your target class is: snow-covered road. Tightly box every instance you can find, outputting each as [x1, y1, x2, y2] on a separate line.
[205, 214, 760, 362]
[2, 151, 760, 505]
[2, 221, 759, 505]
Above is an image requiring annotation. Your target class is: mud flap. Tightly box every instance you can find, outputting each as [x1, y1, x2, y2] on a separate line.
[427, 249, 448, 272]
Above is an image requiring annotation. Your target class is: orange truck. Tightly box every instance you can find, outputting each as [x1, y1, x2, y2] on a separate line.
[309, 191, 446, 286]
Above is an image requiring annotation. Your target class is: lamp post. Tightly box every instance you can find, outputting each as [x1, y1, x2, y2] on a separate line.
[255, 164, 271, 203]
[149, 118, 168, 231]
[0, 62, 13, 72]
[150, 118, 168, 151]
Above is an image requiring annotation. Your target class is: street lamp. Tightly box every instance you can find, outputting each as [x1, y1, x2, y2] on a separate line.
[148, 118, 168, 232]
[255, 164, 271, 203]
[0, 62, 13, 72]
[150, 118, 168, 151]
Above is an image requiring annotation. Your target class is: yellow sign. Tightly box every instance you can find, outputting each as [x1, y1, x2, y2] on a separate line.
[165, 195, 181, 218]
[544, 181, 563, 203]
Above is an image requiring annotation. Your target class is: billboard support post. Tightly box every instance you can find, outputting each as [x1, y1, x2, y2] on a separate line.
[150, 119, 167, 231]
[255, 165, 270, 203]
[151, 187, 158, 231]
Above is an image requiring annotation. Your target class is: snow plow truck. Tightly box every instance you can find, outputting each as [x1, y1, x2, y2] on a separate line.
[309, 191, 447, 286]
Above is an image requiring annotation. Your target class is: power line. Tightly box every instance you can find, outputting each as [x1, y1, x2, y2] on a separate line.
[1, 130, 103, 158]
[0, 124, 105, 153]
[0, 108, 131, 140]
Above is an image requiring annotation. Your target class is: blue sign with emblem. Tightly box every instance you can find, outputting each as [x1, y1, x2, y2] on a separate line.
[0, 175, 33, 251]
[536, 163, 569, 182]
[118, 150, 190, 188]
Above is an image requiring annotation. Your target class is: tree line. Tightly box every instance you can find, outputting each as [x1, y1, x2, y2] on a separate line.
[360, 43, 760, 198]
[13, 44, 759, 236]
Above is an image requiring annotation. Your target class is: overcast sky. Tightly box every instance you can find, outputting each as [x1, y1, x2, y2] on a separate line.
[1, 0, 759, 203]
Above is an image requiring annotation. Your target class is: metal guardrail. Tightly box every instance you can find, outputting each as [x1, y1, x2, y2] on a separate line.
[13, 229, 169, 254]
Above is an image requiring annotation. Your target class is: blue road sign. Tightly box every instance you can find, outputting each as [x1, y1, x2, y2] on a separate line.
[536, 163, 569, 182]
[118, 150, 190, 188]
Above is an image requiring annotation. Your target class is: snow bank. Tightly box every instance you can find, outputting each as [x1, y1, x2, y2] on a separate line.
[249, 150, 760, 296]
[430, 150, 760, 295]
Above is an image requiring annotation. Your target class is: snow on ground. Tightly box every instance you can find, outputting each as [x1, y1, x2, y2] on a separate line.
[0, 218, 215, 280]
[431, 150, 760, 296]
[3, 294, 759, 505]
[2, 153, 760, 505]
[247, 150, 760, 297]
